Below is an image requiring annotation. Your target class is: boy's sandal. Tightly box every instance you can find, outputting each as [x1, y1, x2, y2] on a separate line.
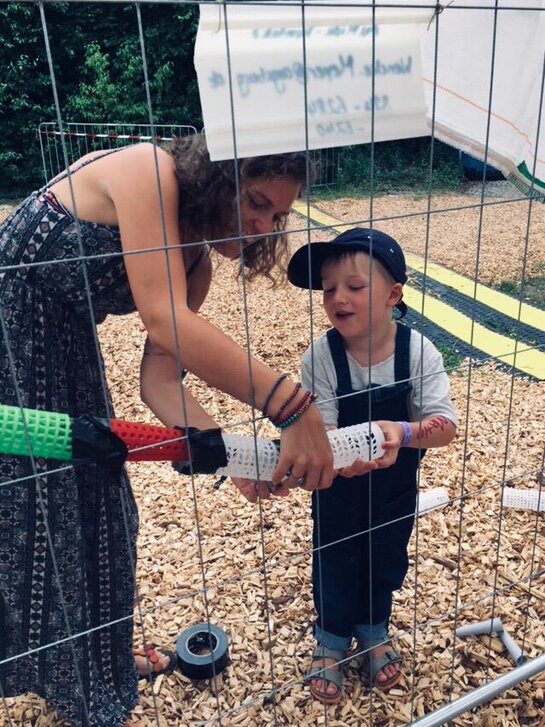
[133, 643, 177, 681]
[360, 639, 402, 692]
[305, 644, 345, 705]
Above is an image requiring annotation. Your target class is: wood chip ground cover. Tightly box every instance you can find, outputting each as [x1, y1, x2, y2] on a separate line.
[1, 189, 544, 726]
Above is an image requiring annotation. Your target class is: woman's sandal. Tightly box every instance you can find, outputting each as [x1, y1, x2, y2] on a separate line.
[359, 638, 402, 691]
[133, 643, 177, 681]
[305, 644, 345, 705]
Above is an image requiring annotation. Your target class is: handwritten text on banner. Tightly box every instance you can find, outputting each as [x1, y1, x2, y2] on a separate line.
[195, 4, 432, 160]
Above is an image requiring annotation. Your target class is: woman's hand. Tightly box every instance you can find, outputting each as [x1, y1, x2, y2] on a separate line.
[231, 478, 291, 503]
[272, 404, 334, 492]
[337, 457, 380, 478]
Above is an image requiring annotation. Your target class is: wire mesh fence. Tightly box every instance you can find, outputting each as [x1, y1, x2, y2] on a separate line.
[37, 122, 341, 190]
[37, 122, 198, 185]
[1, 1, 544, 726]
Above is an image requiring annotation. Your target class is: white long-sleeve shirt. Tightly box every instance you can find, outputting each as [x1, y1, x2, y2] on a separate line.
[301, 329, 458, 429]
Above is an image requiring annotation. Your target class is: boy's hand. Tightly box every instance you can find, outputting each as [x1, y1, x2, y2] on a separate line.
[374, 420, 404, 468]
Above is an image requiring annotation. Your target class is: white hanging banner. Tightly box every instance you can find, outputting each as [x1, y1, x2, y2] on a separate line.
[195, 1, 433, 160]
[421, 0, 545, 195]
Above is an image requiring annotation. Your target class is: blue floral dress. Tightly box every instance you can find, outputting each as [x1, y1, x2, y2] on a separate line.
[0, 152, 139, 726]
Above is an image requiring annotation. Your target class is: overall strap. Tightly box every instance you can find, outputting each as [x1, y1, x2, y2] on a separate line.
[326, 328, 353, 396]
[38, 146, 130, 193]
[393, 323, 412, 383]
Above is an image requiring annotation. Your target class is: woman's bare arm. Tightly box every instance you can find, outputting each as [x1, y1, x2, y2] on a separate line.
[140, 344, 218, 430]
[110, 145, 283, 407]
[106, 144, 333, 489]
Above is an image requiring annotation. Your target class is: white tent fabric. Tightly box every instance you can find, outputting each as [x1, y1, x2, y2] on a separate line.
[195, 0, 545, 195]
[422, 0, 545, 195]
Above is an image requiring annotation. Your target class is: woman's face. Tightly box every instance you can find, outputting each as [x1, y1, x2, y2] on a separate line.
[216, 176, 301, 260]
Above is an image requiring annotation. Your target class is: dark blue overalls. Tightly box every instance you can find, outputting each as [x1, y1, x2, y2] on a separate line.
[312, 323, 424, 643]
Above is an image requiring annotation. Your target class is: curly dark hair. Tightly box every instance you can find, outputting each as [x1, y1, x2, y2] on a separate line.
[168, 134, 311, 284]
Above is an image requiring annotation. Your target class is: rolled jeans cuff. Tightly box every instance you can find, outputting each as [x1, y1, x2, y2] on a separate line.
[353, 619, 388, 643]
[314, 625, 352, 652]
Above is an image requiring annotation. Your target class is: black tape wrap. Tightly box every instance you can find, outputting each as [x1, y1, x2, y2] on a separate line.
[172, 428, 228, 475]
[175, 623, 229, 679]
[71, 415, 128, 473]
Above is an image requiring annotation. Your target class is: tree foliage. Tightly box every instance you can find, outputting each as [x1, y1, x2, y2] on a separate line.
[1, 2, 200, 197]
[1, 2, 463, 199]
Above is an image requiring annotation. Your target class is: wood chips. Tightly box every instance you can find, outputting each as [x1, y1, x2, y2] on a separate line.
[1, 187, 544, 726]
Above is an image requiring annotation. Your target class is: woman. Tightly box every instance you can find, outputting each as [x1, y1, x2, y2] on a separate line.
[0, 134, 333, 726]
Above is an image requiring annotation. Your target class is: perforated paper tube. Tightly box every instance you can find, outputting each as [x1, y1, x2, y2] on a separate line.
[502, 488, 545, 512]
[0, 403, 386, 479]
[215, 421, 385, 480]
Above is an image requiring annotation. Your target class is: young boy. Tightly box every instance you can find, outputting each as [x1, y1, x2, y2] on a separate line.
[287, 228, 457, 704]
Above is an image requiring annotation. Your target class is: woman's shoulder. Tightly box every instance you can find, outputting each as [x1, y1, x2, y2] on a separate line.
[56, 144, 176, 197]
[105, 143, 173, 175]
[103, 144, 178, 203]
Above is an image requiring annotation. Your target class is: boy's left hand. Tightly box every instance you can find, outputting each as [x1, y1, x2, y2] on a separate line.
[374, 420, 404, 468]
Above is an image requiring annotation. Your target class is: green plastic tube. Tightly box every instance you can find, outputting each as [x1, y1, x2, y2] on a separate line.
[0, 404, 72, 461]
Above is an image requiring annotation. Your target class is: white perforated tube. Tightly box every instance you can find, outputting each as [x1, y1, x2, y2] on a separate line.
[502, 488, 545, 512]
[417, 487, 450, 514]
[215, 422, 385, 480]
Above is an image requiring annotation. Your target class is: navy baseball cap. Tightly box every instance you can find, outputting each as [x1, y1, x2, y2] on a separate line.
[287, 227, 408, 316]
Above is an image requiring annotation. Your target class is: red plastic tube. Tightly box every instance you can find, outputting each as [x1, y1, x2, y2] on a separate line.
[109, 419, 189, 461]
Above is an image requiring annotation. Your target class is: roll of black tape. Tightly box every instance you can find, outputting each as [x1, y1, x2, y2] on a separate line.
[176, 623, 229, 680]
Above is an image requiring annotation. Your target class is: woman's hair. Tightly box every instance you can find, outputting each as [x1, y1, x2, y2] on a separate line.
[168, 134, 311, 284]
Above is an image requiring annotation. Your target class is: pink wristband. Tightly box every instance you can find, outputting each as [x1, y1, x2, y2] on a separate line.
[397, 421, 412, 447]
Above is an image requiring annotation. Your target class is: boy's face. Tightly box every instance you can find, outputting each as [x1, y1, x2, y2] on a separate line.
[321, 252, 403, 339]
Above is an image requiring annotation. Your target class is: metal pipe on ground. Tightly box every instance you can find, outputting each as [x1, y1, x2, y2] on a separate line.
[411, 653, 545, 727]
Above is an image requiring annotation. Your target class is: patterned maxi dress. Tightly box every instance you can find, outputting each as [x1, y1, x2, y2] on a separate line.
[0, 152, 139, 726]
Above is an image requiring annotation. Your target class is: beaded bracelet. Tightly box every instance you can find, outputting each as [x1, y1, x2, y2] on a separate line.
[397, 420, 412, 447]
[275, 392, 316, 430]
[272, 389, 312, 426]
[261, 373, 287, 417]
[276, 395, 315, 430]
[271, 382, 301, 423]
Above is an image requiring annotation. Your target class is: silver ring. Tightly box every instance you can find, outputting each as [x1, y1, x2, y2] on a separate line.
[296, 476, 306, 486]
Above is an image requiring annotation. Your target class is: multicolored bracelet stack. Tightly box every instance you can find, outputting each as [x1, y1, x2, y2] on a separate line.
[262, 375, 316, 430]
[272, 389, 316, 429]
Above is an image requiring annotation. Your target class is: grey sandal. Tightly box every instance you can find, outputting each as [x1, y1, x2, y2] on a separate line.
[359, 638, 402, 691]
[305, 644, 345, 704]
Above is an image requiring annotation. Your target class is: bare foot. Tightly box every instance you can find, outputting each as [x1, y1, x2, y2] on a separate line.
[134, 648, 172, 677]
[370, 643, 401, 684]
[310, 656, 341, 698]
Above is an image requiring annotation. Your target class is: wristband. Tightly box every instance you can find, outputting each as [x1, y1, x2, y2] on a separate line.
[397, 421, 412, 447]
